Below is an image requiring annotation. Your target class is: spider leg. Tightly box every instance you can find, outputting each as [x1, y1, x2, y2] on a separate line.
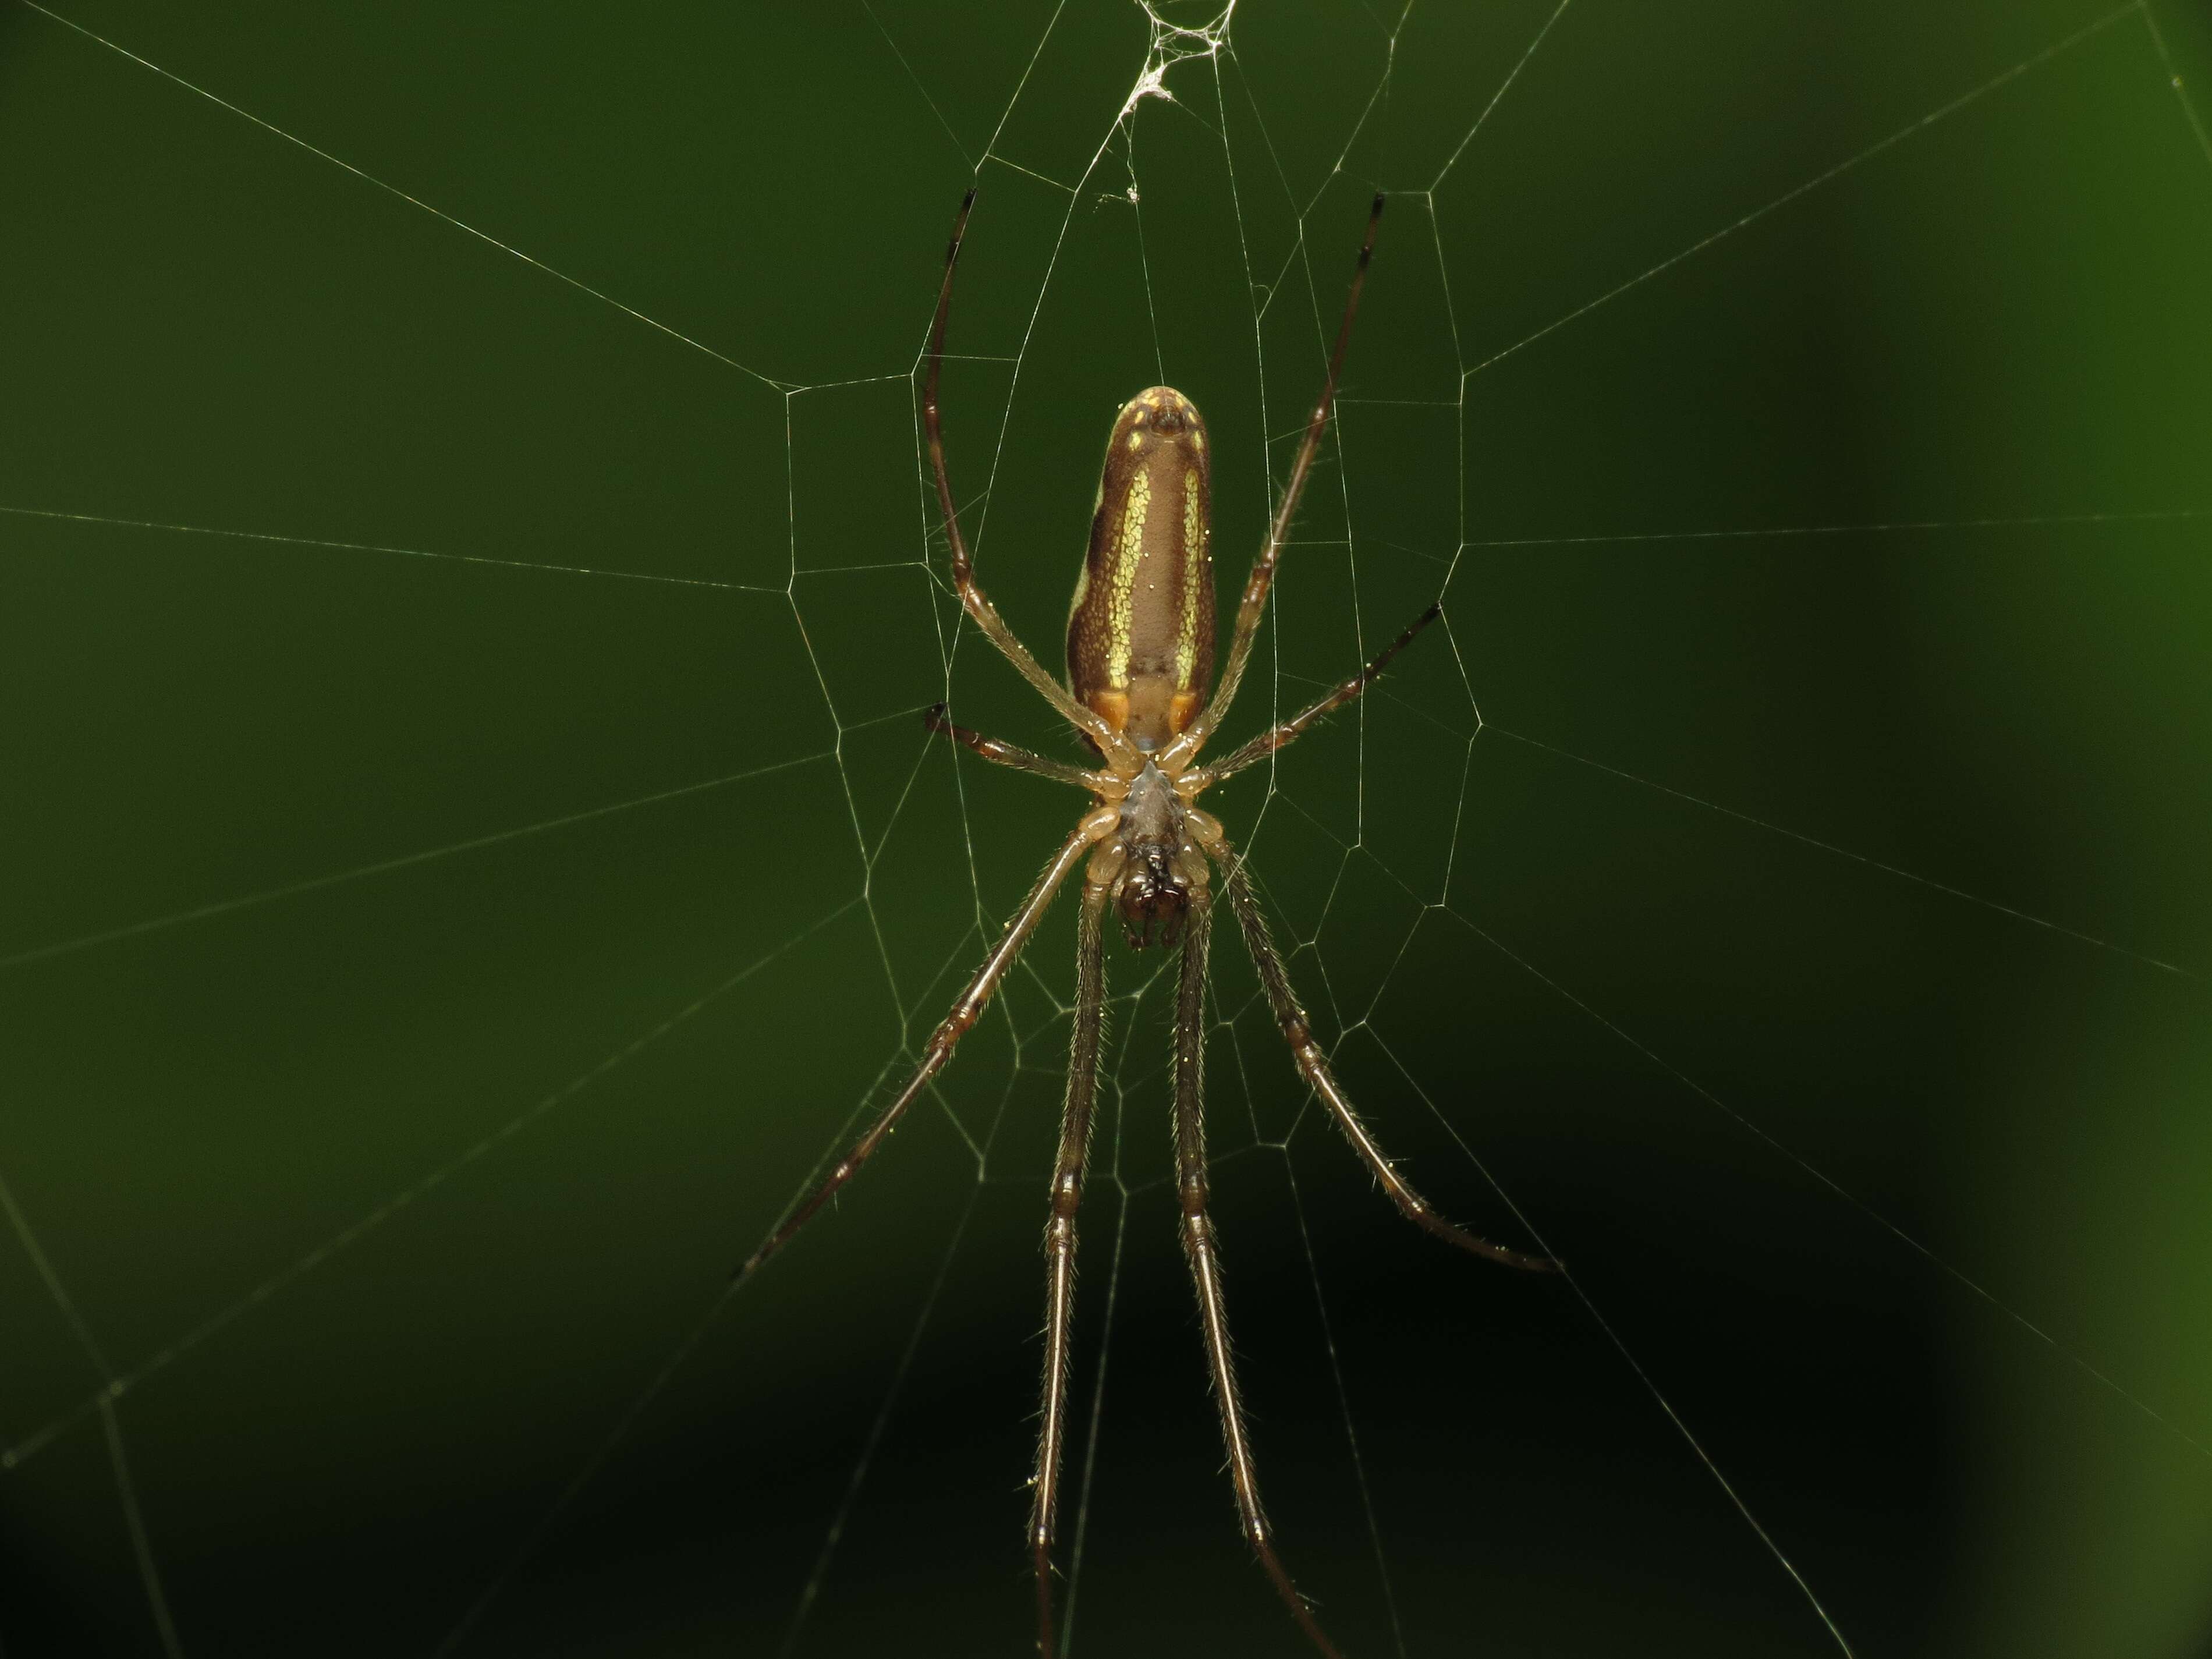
[923, 703, 1111, 793]
[1172, 887, 1346, 1659]
[1030, 870, 1111, 1657]
[737, 809, 1114, 1281]
[1203, 829, 1555, 1274]
[1186, 602, 1440, 792]
[922, 192, 1131, 763]
[1163, 194, 1386, 772]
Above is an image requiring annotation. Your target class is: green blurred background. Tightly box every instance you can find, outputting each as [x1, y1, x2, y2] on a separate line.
[3, 2, 2210, 1654]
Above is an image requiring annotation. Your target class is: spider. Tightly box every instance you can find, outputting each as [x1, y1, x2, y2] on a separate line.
[739, 190, 1554, 1657]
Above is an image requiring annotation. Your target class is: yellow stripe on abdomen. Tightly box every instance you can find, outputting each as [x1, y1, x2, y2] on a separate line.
[1104, 469, 1150, 686]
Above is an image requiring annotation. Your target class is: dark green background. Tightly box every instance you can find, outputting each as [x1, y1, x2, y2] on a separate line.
[4, 2, 2210, 1654]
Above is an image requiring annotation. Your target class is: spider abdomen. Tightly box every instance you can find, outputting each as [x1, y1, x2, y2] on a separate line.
[1066, 386, 1215, 753]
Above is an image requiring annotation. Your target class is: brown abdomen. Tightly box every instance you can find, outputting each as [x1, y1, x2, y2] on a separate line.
[1066, 387, 1215, 752]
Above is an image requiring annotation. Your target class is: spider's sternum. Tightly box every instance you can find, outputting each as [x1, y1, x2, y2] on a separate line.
[1066, 386, 1214, 753]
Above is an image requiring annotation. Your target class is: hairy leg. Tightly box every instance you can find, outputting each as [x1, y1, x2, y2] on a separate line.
[1171, 890, 1345, 1658]
[1164, 194, 1386, 771]
[921, 191, 1130, 763]
[1188, 601, 1440, 790]
[1203, 831, 1554, 1274]
[923, 703, 1109, 793]
[1030, 873, 1111, 1656]
[737, 810, 1114, 1279]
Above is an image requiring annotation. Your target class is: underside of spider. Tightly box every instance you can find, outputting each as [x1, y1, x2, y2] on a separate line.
[738, 189, 1555, 1658]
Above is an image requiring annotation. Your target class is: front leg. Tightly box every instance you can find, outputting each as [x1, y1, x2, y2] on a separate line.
[1169, 888, 1346, 1658]
[1198, 823, 1554, 1274]
[1029, 873, 1111, 1656]
[736, 809, 1114, 1281]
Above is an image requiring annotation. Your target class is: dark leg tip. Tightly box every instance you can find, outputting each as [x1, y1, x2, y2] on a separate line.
[945, 191, 977, 265]
[1371, 190, 1387, 215]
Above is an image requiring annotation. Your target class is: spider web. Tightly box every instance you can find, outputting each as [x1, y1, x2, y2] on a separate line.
[3, 1, 2211, 1654]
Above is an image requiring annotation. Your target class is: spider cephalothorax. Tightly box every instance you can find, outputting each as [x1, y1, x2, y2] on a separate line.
[1099, 760, 1203, 949]
[738, 190, 1554, 1659]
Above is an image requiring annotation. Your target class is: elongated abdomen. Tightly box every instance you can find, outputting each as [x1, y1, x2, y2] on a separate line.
[1066, 387, 1215, 752]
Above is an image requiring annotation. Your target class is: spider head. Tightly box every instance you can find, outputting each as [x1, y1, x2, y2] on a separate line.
[1115, 845, 1189, 950]
[1111, 760, 1196, 949]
